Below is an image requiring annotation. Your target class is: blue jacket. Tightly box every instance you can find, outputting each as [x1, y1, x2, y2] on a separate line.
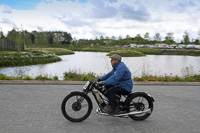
[99, 62, 133, 92]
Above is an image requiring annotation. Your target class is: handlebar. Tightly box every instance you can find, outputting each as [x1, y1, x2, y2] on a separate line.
[92, 80, 107, 95]
[93, 80, 104, 88]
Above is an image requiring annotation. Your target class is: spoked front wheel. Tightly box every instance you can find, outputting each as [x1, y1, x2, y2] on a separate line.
[61, 91, 93, 122]
[125, 92, 154, 121]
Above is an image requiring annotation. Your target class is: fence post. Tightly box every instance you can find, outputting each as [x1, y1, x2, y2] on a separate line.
[0, 39, 24, 51]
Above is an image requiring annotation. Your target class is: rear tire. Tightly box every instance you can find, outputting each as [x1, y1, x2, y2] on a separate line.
[125, 92, 153, 121]
[61, 91, 93, 122]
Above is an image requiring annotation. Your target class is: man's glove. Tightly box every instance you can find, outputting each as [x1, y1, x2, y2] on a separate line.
[96, 82, 103, 90]
[95, 78, 101, 83]
[97, 83, 107, 95]
[98, 82, 104, 87]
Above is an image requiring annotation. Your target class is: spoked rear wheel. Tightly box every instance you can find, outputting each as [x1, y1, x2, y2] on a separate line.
[125, 93, 153, 121]
[61, 91, 93, 122]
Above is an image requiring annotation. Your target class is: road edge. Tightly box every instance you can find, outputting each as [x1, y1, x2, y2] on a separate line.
[0, 80, 200, 86]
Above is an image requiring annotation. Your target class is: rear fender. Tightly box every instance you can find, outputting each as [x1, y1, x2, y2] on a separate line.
[127, 91, 155, 102]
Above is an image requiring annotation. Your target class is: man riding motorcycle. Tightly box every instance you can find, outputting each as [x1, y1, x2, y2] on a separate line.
[98, 54, 133, 115]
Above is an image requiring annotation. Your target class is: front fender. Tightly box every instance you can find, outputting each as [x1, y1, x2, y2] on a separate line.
[70, 91, 85, 95]
[70, 91, 90, 98]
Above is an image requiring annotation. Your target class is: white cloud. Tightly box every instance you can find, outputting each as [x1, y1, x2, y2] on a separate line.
[1, 5, 12, 14]
[0, 18, 14, 25]
[0, 0, 200, 41]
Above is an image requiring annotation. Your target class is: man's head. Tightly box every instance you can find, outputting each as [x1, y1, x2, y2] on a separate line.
[109, 54, 121, 66]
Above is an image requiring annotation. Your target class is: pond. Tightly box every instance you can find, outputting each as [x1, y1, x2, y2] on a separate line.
[0, 52, 200, 79]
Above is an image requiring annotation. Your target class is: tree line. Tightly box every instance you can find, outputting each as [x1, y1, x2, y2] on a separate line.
[0, 28, 73, 48]
[75, 31, 200, 46]
[0, 28, 200, 47]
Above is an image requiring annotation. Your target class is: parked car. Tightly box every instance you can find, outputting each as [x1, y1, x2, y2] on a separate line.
[155, 44, 169, 49]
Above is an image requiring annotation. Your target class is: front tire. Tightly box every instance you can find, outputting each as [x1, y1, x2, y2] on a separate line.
[125, 92, 154, 121]
[61, 91, 93, 122]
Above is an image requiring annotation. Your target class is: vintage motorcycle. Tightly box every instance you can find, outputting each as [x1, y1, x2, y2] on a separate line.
[61, 80, 154, 122]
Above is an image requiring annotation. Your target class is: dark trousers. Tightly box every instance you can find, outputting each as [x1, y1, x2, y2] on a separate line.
[105, 85, 130, 110]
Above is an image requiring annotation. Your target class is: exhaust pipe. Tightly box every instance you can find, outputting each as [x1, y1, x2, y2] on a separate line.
[114, 109, 151, 117]
[96, 107, 151, 117]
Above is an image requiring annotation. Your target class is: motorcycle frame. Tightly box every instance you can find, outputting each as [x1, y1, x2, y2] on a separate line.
[83, 81, 154, 117]
[83, 81, 106, 109]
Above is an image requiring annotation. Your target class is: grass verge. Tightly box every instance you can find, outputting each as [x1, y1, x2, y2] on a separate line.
[107, 49, 145, 57]
[1, 72, 199, 82]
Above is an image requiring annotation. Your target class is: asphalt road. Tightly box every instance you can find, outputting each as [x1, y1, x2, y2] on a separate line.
[0, 84, 200, 133]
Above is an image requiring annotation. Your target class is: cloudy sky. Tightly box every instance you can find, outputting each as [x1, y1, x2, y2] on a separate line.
[0, 0, 200, 41]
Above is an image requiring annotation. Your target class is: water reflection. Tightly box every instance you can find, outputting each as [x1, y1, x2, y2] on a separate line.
[0, 52, 200, 79]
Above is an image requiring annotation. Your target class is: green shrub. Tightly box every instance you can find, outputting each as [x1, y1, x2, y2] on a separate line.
[63, 71, 99, 81]
[35, 75, 52, 80]
[172, 75, 183, 82]
[0, 74, 16, 80]
[24, 76, 32, 80]
[52, 75, 59, 80]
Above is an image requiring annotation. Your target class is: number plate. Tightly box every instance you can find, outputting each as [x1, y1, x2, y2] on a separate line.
[83, 81, 90, 89]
